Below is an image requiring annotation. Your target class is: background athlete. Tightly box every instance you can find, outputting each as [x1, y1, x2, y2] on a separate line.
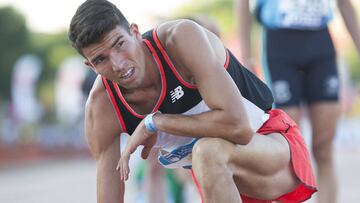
[238, 1, 360, 202]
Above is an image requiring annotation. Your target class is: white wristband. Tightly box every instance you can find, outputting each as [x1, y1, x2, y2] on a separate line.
[144, 112, 159, 133]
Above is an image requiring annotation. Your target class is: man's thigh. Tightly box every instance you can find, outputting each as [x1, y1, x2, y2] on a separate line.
[229, 133, 299, 199]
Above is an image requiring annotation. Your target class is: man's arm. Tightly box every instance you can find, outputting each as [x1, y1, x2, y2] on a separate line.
[337, 0, 360, 54]
[85, 76, 124, 203]
[236, 0, 256, 71]
[154, 20, 253, 145]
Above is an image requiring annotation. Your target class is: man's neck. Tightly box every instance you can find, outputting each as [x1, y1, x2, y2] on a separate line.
[120, 44, 162, 114]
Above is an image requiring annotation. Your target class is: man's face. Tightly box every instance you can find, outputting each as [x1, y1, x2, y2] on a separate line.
[82, 24, 146, 89]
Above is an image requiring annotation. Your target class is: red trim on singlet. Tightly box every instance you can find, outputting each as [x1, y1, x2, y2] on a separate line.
[112, 82, 142, 119]
[224, 49, 230, 69]
[102, 77, 127, 132]
[151, 29, 197, 89]
[151, 28, 231, 88]
[110, 39, 167, 118]
[144, 39, 168, 112]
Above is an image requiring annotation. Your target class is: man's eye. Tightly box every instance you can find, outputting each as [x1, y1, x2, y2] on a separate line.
[116, 41, 124, 47]
[94, 58, 104, 65]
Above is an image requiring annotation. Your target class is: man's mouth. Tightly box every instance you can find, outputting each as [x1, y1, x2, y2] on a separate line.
[120, 67, 135, 79]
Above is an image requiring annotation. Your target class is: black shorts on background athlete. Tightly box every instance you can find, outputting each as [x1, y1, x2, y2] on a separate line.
[263, 28, 339, 107]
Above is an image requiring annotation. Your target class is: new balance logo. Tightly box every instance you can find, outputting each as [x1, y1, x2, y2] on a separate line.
[170, 86, 184, 103]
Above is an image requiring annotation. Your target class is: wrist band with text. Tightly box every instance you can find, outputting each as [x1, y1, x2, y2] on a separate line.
[144, 112, 158, 133]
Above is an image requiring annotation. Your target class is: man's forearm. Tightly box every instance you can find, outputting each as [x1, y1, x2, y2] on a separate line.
[237, 0, 255, 70]
[97, 169, 125, 203]
[153, 110, 253, 145]
[95, 136, 124, 203]
[338, 0, 360, 54]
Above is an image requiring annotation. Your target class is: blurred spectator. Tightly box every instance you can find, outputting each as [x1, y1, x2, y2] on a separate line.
[55, 57, 87, 125]
[7, 54, 43, 145]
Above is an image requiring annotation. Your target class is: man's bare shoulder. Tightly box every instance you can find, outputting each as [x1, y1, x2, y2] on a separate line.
[156, 19, 222, 53]
[156, 19, 200, 44]
[85, 75, 119, 128]
[155, 19, 226, 76]
[85, 75, 121, 157]
[86, 75, 107, 110]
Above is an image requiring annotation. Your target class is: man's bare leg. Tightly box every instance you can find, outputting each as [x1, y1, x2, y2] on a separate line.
[309, 102, 339, 203]
[191, 134, 299, 203]
[192, 138, 243, 203]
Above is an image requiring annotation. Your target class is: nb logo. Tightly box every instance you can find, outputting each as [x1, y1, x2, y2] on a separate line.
[170, 86, 184, 103]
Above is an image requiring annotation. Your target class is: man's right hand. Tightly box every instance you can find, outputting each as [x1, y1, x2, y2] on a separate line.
[116, 119, 158, 181]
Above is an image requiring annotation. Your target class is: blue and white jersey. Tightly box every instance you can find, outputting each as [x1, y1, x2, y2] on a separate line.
[255, 0, 334, 30]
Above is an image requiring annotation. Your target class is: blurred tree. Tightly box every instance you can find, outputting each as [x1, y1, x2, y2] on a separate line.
[0, 6, 30, 101]
[30, 32, 77, 122]
[171, 0, 234, 37]
[347, 46, 360, 83]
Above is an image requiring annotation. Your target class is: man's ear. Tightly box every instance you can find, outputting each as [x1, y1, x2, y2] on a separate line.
[84, 60, 97, 73]
[130, 23, 141, 39]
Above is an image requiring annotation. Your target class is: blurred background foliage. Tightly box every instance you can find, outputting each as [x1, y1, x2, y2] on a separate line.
[172, 0, 235, 36]
[0, 0, 359, 119]
[347, 46, 360, 83]
[0, 6, 77, 120]
[31, 32, 77, 121]
[0, 6, 30, 101]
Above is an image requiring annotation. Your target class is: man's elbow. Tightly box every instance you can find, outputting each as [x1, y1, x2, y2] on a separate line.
[84, 131, 103, 160]
[87, 141, 102, 160]
[230, 125, 254, 145]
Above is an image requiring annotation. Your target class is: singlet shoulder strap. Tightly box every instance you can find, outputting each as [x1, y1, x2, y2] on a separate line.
[101, 76, 128, 132]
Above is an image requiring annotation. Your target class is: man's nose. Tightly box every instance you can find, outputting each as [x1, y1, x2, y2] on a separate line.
[109, 53, 125, 71]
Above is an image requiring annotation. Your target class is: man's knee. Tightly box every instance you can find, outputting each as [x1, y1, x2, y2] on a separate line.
[192, 138, 230, 168]
[312, 141, 333, 164]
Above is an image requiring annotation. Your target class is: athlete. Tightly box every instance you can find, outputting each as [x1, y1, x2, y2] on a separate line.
[238, 1, 360, 202]
[69, 0, 317, 202]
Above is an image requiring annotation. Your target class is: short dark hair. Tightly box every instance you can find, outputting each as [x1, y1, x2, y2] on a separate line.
[69, 0, 130, 55]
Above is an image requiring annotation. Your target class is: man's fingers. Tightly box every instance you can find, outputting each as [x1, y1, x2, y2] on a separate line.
[118, 155, 131, 181]
[141, 145, 152, 159]
[122, 161, 130, 181]
[125, 165, 130, 181]
[116, 157, 123, 171]
[119, 160, 123, 180]
[141, 132, 157, 159]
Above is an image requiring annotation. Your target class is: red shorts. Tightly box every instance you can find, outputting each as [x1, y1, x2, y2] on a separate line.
[191, 109, 317, 203]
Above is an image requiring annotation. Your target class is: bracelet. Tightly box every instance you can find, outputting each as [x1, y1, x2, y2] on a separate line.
[144, 112, 160, 133]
